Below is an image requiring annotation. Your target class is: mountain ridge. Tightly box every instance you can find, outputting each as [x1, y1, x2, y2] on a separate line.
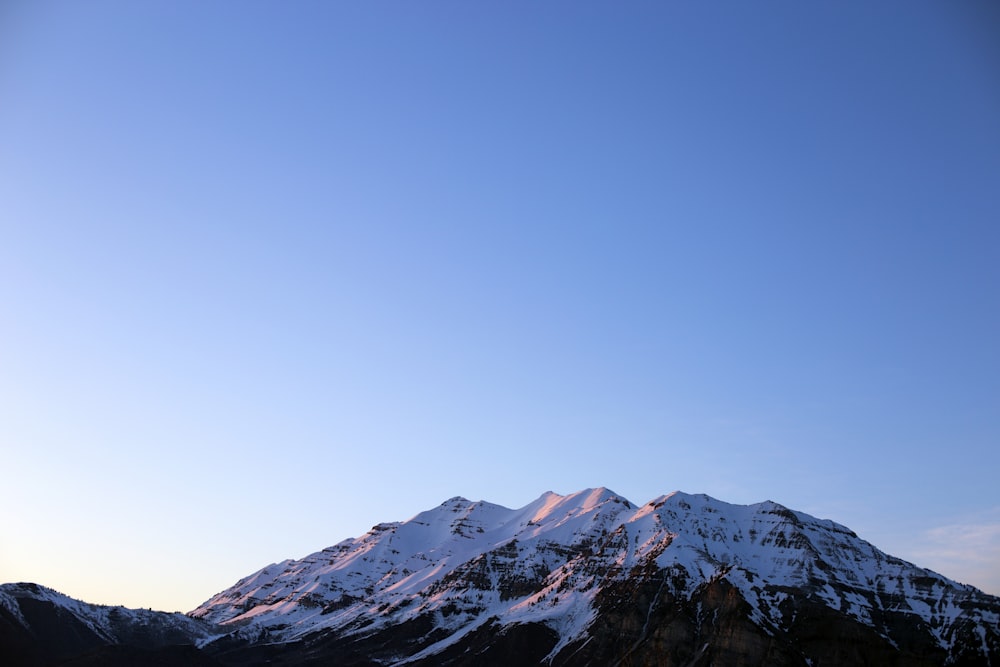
[3, 488, 999, 665]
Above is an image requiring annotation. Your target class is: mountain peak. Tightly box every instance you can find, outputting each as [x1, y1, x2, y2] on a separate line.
[6, 489, 1000, 665]
[60, 487, 987, 666]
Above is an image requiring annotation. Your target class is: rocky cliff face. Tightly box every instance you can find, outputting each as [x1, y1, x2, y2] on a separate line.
[4, 489, 999, 665]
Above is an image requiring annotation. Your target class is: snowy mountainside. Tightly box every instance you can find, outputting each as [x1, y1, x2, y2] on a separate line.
[4, 489, 997, 665]
[192, 489, 632, 636]
[191, 488, 1000, 664]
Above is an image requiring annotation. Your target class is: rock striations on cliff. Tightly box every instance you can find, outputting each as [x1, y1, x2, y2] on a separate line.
[3, 488, 999, 665]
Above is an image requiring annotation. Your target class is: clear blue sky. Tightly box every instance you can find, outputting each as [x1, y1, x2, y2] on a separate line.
[1, 1, 998, 611]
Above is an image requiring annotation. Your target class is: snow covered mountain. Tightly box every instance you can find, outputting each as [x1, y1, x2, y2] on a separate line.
[189, 488, 1000, 665]
[4, 488, 1000, 665]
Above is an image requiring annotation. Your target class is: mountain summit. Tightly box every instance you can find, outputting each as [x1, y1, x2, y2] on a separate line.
[4, 489, 999, 665]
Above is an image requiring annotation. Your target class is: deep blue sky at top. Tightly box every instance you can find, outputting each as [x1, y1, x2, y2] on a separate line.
[1, 1, 998, 610]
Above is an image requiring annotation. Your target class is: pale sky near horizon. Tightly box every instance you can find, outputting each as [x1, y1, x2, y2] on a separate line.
[1, 1, 998, 611]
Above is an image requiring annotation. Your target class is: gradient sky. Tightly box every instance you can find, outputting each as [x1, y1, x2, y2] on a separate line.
[1, 1, 998, 611]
